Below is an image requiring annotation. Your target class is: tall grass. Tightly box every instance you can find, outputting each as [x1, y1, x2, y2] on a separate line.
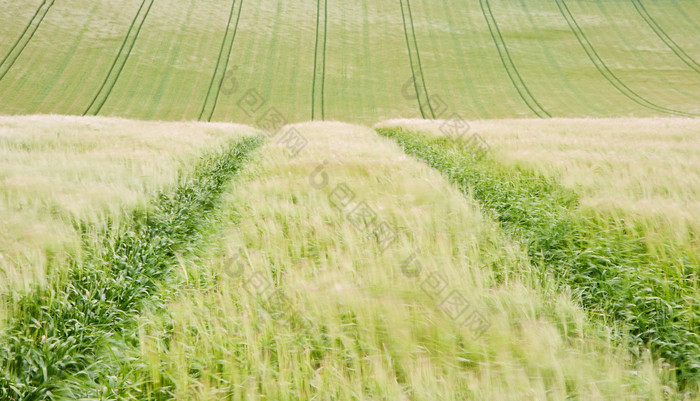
[377, 126, 699, 390]
[119, 122, 677, 400]
[0, 115, 250, 297]
[0, 135, 262, 400]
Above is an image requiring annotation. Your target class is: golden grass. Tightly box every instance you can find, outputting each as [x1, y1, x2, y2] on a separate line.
[136, 122, 676, 400]
[0, 115, 251, 295]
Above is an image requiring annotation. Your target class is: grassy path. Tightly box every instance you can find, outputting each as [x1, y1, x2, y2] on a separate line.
[0, 136, 262, 400]
[83, 0, 154, 116]
[198, 0, 244, 122]
[111, 122, 674, 399]
[0, 0, 54, 82]
[378, 125, 700, 390]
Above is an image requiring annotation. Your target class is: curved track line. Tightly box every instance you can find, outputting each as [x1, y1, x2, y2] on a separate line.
[0, 0, 55, 82]
[84, 0, 154, 116]
[311, 0, 328, 121]
[479, 0, 550, 118]
[405, 0, 435, 118]
[556, 0, 697, 117]
[198, 0, 244, 122]
[632, 0, 700, 74]
[399, 0, 435, 119]
[517, 0, 603, 115]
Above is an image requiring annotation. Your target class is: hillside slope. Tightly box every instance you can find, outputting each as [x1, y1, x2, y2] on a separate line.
[1, 0, 700, 123]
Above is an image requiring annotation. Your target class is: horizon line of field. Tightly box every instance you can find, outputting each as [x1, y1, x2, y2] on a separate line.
[0, 0, 699, 120]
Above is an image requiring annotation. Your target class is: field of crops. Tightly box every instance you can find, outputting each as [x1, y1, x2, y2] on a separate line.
[1, 0, 699, 400]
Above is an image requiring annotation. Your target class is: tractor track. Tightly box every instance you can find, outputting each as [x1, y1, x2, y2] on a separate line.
[311, 0, 328, 121]
[399, 0, 435, 119]
[0, 0, 56, 82]
[84, 0, 154, 116]
[479, 0, 550, 118]
[631, 0, 700, 74]
[556, 0, 697, 117]
[198, 0, 244, 122]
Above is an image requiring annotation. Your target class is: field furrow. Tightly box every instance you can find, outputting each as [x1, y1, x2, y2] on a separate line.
[409, 0, 532, 119]
[210, 0, 316, 124]
[323, 0, 417, 123]
[482, 0, 616, 116]
[0, 0, 54, 82]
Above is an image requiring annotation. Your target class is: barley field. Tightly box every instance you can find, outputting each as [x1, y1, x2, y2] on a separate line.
[1, 1, 699, 400]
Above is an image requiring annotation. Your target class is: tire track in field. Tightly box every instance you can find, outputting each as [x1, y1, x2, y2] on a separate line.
[84, 0, 154, 116]
[0, 0, 55, 82]
[556, 0, 698, 117]
[517, 0, 603, 115]
[0, 136, 263, 399]
[399, 0, 435, 119]
[632, 0, 700, 74]
[311, 0, 328, 121]
[198, 0, 244, 122]
[479, 0, 550, 118]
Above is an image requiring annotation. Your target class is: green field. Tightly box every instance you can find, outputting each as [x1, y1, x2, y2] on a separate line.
[1, 1, 700, 400]
[2, 0, 700, 121]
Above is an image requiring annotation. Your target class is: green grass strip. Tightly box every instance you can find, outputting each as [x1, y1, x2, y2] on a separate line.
[399, 0, 435, 119]
[377, 127, 700, 389]
[0, 0, 55, 82]
[311, 0, 328, 121]
[0, 135, 263, 400]
[198, 0, 245, 122]
[631, 0, 700, 75]
[84, 0, 155, 116]
[555, 0, 698, 118]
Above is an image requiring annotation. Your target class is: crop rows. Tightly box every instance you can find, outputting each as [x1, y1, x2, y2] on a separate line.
[555, 0, 697, 118]
[0, 1, 699, 119]
[0, 0, 55, 83]
[199, 0, 245, 122]
[398, 0, 435, 119]
[479, 0, 550, 118]
[631, 0, 700, 75]
[83, 0, 154, 116]
[311, 0, 328, 120]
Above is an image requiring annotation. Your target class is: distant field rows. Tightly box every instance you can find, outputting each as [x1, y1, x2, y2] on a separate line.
[1, 0, 700, 122]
